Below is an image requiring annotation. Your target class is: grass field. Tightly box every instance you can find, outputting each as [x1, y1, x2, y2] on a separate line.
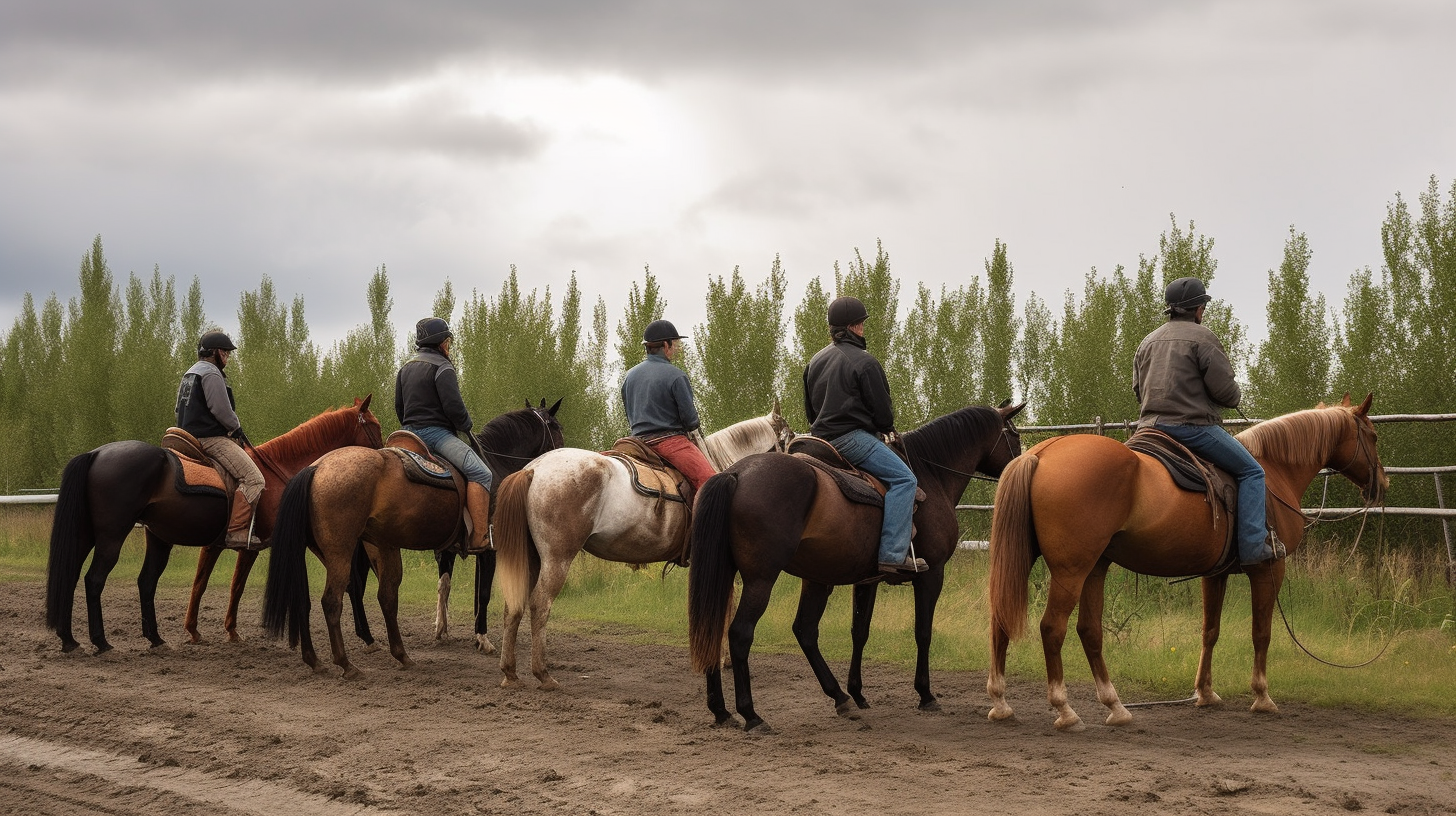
[6, 503, 1454, 716]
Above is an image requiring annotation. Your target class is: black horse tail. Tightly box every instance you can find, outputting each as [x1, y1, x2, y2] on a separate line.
[687, 471, 739, 674]
[494, 469, 536, 620]
[988, 453, 1038, 641]
[262, 465, 316, 647]
[45, 451, 97, 633]
[345, 540, 376, 647]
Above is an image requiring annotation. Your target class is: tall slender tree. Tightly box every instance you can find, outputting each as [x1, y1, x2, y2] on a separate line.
[1248, 227, 1332, 416]
[690, 259, 788, 430]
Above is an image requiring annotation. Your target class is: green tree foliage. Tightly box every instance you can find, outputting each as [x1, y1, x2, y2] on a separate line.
[981, 240, 1019, 406]
[322, 265, 396, 425]
[782, 275, 829, 433]
[1248, 227, 1332, 416]
[690, 259, 788, 430]
[234, 276, 324, 439]
[614, 266, 667, 393]
[897, 281, 984, 427]
[64, 236, 120, 453]
[112, 266, 181, 442]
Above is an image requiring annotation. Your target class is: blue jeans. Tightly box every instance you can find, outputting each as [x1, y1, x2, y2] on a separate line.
[830, 429, 918, 564]
[405, 425, 493, 489]
[1155, 423, 1270, 564]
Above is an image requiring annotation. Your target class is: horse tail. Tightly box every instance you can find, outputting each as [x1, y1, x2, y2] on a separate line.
[988, 452, 1039, 641]
[45, 451, 97, 632]
[687, 471, 738, 674]
[494, 468, 536, 620]
[262, 465, 316, 647]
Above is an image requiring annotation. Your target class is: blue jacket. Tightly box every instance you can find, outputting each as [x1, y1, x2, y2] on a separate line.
[621, 353, 701, 438]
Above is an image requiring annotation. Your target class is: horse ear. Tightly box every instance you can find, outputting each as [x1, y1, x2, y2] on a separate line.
[525, 399, 532, 409]
[1355, 392, 1373, 416]
[771, 397, 782, 418]
[997, 398, 1012, 408]
[548, 397, 562, 416]
[1340, 392, 1353, 407]
[1001, 401, 1026, 419]
[358, 394, 372, 412]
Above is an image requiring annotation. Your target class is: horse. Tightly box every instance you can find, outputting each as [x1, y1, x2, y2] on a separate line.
[686, 402, 1026, 733]
[985, 394, 1388, 731]
[261, 403, 564, 678]
[494, 403, 797, 690]
[44, 396, 383, 653]
[352, 399, 563, 654]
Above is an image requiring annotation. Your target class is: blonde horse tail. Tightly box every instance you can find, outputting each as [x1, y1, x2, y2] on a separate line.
[989, 453, 1039, 641]
[687, 471, 738, 674]
[494, 469, 536, 619]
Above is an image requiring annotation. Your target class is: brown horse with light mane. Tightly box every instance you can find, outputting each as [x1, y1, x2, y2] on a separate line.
[986, 394, 1387, 731]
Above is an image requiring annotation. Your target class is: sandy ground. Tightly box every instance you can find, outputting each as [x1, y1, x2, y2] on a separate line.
[1, 579, 1452, 816]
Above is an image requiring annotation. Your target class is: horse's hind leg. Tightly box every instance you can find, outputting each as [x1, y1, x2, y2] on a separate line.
[1039, 563, 1088, 731]
[136, 531, 174, 649]
[1195, 573, 1229, 707]
[1075, 561, 1131, 726]
[527, 554, 574, 690]
[345, 541, 378, 650]
[791, 581, 857, 719]
[728, 576, 777, 733]
[473, 551, 497, 654]
[223, 549, 259, 642]
[847, 582, 878, 709]
[184, 545, 224, 643]
[433, 550, 455, 642]
[374, 548, 415, 670]
[82, 538, 126, 654]
[319, 553, 362, 679]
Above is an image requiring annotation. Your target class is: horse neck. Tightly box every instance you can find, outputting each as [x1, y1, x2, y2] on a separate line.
[706, 418, 775, 467]
[255, 409, 355, 473]
[478, 412, 553, 478]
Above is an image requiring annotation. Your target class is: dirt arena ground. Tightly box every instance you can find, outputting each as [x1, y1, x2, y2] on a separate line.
[1, 580, 1452, 816]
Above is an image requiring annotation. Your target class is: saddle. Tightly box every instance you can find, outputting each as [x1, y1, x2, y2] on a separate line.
[158, 427, 235, 547]
[786, 437, 887, 508]
[603, 437, 692, 567]
[383, 430, 472, 554]
[1125, 428, 1240, 574]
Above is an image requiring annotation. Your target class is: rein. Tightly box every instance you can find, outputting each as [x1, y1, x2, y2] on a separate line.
[917, 419, 1021, 483]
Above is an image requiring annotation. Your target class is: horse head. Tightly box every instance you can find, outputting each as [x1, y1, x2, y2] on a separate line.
[990, 401, 1027, 475]
[353, 394, 384, 448]
[1335, 392, 1388, 505]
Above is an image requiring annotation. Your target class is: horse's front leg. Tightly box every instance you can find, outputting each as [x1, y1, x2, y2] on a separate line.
[433, 550, 455, 642]
[792, 581, 856, 719]
[374, 548, 414, 670]
[1196, 573, 1229, 706]
[473, 550, 498, 654]
[1076, 561, 1130, 725]
[1246, 561, 1287, 713]
[223, 549, 259, 642]
[137, 532, 174, 650]
[847, 582, 878, 709]
[911, 567, 947, 711]
[184, 545, 224, 643]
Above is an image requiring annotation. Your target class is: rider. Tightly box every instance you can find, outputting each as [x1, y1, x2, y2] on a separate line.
[395, 317, 493, 554]
[1133, 277, 1284, 566]
[621, 319, 716, 497]
[803, 296, 925, 574]
[175, 330, 265, 549]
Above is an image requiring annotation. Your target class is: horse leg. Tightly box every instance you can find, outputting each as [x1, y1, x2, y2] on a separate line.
[1246, 561, 1286, 713]
[184, 545, 224, 643]
[704, 666, 738, 727]
[82, 537, 126, 654]
[1195, 573, 1229, 707]
[345, 541, 378, 650]
[729, 577, 777, 733]
[433, 550, 455, 642]
[136, 532, 174, 650]
[846, 582, 878, 709]
[499, 554, 538, 688]
[1039, 565, 1087, 731]
[911, 568, 947, 711]
[987, 615, 1015, 722]
[1075, 561, 1131, 726]
[527, 555, 573, 690]
[473, 550, 497, 654]
[791, 581, 857, 719]
[223, 549, 259, 642]
[319, 555, 361, 679]
[374, 548, 414, 670]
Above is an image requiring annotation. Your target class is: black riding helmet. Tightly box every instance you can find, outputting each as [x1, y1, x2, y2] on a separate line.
[416, 317, 452, 347]
[827, 296, 869, 327]
[198, 330, 236, 354]
[643, 319, 687, 344]
[1164, 277, 1212, 315]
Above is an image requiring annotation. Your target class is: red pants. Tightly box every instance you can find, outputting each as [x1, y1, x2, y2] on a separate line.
[649, 434, 717, 490]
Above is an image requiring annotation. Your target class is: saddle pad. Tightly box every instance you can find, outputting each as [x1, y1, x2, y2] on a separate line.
[791, 453, 885, 508]
[165, 450, 227, 498]
[601, 451, 687, 504]
[384, 447, 458, 489]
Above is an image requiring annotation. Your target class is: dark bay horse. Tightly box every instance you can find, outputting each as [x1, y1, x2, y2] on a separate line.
[494, 406, 796, 690]
[45, 397, 383, 653]
[986, 395, 1387, 730]
[687, 402, 1025, 732]
[262, 404, 563, 678]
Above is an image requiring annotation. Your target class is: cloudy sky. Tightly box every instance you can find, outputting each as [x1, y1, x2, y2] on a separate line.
[1, 1, 1452, 355]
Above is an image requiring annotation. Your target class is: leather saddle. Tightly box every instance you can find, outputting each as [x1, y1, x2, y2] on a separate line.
[160, 427, 232, 499]
[384, 430, 471, 554]
[1125, 428, 1240, 572]
[787, 436, 929, 509]
[603, 437, 692, 567]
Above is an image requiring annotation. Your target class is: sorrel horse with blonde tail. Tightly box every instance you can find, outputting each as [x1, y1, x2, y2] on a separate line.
[986, 394, 1387, 731]
[45, 397, 383, 653]
[494, 403, 796, 690]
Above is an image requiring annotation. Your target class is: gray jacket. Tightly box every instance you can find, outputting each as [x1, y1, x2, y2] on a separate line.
[621, 353, 700, 438]
[1133, 317, 1241, 427]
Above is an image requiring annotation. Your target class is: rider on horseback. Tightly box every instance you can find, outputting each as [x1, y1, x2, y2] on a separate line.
[175, 330, 265, 549]
[1133, 277, 1285, 566]
[621, 319, 716, 499]
[395, 317, 493, 554]
[803, 296, 925, 574]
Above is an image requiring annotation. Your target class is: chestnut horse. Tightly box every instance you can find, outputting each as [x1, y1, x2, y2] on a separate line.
[45, 397, 383, 653]
[494, 405, 797, 690]
[262, 404, 564, 678]
[687, 402, 1026, 733]
[986, 395, 1387, 731]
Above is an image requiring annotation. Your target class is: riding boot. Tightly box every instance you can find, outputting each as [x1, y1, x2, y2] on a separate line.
[464, 482, 492, 555]
[225, 490, 262, 549]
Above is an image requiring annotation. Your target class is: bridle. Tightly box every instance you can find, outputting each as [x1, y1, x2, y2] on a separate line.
[476, 407, 562, 463]
[918, 417, 1022, 483]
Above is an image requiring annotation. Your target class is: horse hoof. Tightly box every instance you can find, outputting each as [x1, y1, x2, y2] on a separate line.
[537, 678, 560, 691]
[147, 641, 171, 653]
[226, 633, 242, 644]
[1195, 690, 1223, 707]
[919, 699, 942, 713]
[1250, 699, 1280, 715]
[398, 659, 417, 670]
[711, 714, 741, 728]
[1054, 717, 1085, 732]
[341, 667, 362, 680]
[500, 676, 523, 689]
[834, 699, 862, 720]
[1105, 707, 1133, 727]
[474, 635, 497, 655]
[186, 633, 202, 645]
[358, 642, 381, 654]
[744, 720, 773, 735]
[60, 640, 80, 654]
[93, 643, 113, 656]
[987, 705, 1016, 723]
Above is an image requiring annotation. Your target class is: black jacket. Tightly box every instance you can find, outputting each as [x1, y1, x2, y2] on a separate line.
[803, 333, 896, 440]
[394, 348, 473, 433]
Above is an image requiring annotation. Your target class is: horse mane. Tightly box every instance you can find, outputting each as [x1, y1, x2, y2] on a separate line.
[256, 403, 369, 460]
[477, 408, 550, 448]
[902, 405, 1004, 462]
[1236, 405, 1353, 467]
[704, 414, 777, 468]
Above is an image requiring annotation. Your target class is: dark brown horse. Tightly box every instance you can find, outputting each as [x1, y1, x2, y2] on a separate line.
[45, 397, 383, 653]
[687, 402, 1025, 732]
[986, 395, 1387, 730]
[262, 404, 563, 678]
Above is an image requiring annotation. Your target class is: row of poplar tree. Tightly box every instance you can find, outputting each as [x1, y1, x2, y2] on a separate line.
[3, 176, 1453, 544]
